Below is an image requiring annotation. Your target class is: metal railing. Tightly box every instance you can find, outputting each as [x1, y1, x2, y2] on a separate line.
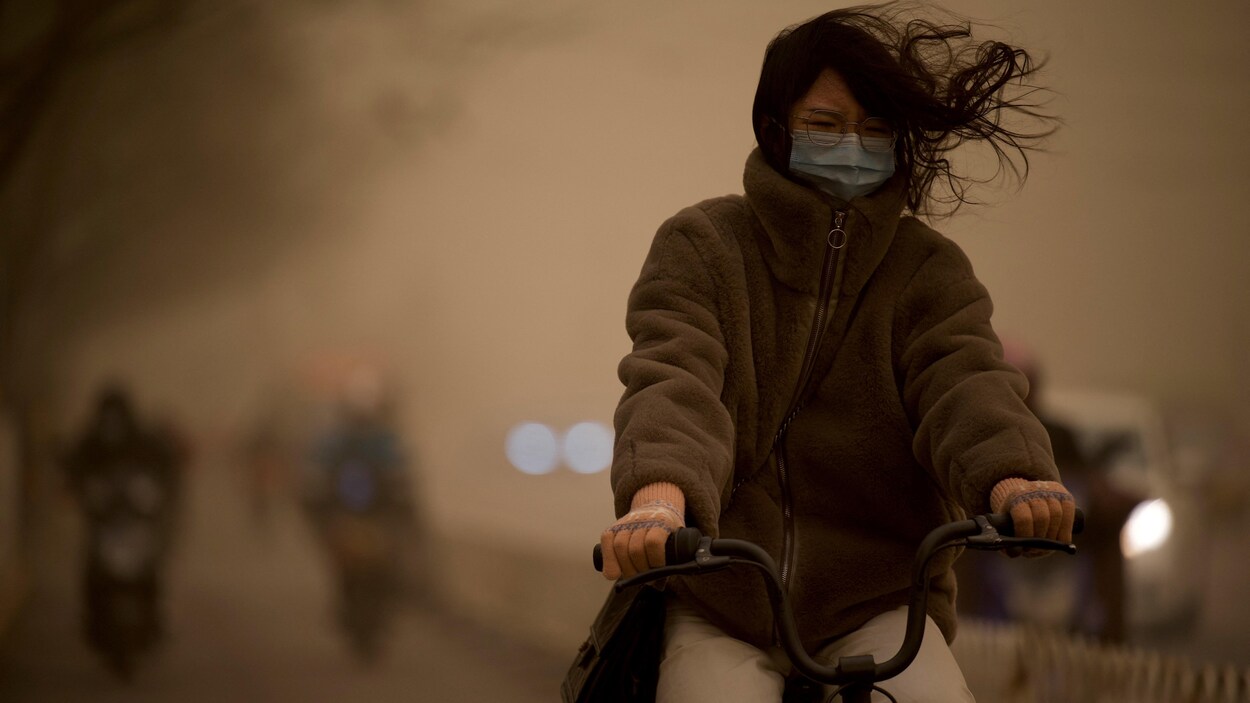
[951, 619, 1250, 703]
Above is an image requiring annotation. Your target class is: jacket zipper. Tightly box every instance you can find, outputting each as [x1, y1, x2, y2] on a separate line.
[777, 209, 849, 594]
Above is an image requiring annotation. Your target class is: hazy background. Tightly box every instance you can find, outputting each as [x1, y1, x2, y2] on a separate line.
[2, 0, 1248, 698]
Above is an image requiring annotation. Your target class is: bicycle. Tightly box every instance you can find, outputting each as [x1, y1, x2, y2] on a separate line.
[587, 510, 1084, 703]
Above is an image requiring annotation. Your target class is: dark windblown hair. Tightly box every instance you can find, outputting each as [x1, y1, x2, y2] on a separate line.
[751, 2, 1057, 217]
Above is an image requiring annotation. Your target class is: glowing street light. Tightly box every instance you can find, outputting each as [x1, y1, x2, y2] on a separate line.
[562, 421, 613, 474]
[505, 422, 560, 475]
[1121, 498, 1173, 559]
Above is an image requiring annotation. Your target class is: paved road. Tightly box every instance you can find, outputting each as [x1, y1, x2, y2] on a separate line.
[6, 457, 1245, 703]
[0, 465, 568, 703]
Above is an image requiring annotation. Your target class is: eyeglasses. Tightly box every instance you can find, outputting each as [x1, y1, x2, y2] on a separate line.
[792, 110, 896, 151]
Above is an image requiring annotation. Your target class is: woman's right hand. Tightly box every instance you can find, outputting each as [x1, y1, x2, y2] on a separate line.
[600, 482, 686, 580]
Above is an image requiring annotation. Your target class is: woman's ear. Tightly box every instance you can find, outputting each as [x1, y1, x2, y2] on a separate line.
[758, 116, 791, 172]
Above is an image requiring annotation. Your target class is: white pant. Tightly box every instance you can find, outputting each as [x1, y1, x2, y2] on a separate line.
[657, 598, 975, 703]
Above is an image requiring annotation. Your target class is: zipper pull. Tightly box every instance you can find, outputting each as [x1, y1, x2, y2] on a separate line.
[828, 210, 848, 249]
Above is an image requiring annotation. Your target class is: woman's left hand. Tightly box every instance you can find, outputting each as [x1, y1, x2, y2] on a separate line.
[989, 477, 1077, 555]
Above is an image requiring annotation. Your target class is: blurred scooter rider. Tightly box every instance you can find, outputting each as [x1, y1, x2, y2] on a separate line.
[62, 385, 180, 646]
[302, 368, 413, 549]
[64, 386, 180, 525]
[302, 367, 423, 648]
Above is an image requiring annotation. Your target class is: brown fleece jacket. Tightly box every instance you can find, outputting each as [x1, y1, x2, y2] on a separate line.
[610, 148, 1060, 650]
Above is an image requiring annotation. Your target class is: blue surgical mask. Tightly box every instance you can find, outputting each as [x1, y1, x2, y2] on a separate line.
[788, 133, 896, 201]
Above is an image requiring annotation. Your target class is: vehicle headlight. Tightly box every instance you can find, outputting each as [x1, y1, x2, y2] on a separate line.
[1121, 498, 1173, 559]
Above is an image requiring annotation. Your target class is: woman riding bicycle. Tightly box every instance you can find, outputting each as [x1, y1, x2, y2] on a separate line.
[599, 4, 1078, 702]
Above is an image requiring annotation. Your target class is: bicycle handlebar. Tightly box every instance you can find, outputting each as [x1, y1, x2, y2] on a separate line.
[591, 509, 1083, 689]
[592, 510, 1083, 572]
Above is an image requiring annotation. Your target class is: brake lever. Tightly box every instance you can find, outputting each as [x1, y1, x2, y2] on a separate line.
[614, 536, 733, 591]
[963, 515, 1077, 554]
[963, 515, 1004, 548]
[613, 558, 729, 591]
[1000, 537, 1077, 555]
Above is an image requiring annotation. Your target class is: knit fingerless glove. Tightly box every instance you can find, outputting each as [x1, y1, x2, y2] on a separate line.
[599, 482, 686, 580]
[991, 477, 1077, 556]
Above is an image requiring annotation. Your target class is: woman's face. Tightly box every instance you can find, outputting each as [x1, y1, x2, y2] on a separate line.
[788, 67, 867, 132]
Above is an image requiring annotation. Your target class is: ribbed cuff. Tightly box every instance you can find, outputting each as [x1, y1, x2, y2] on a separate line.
[631, 481, 686, 514]
[990, 477, 1029, 513]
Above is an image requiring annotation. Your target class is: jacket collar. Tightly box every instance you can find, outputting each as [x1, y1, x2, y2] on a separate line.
[743, 148, 907, 295]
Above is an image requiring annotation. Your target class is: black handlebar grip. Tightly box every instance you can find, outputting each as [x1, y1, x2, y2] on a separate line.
[669, 527, 704, 563]
[592, 527, 706, 572]
[986, 507, 1084, 536]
